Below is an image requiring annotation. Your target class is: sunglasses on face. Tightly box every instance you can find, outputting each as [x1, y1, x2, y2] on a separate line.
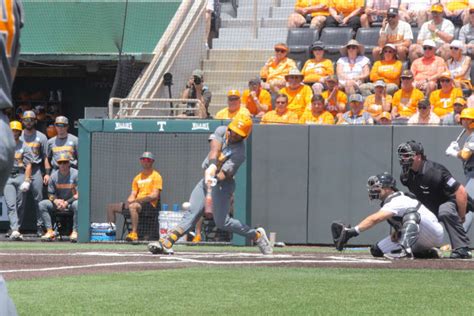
[22, 118, 34, 123]
[287, 76, 301, 80]
[55, 124, 67, 128]
[440, 79, 451, 83]
[423, 46, 435, 50]
[275, 49, 287, 53]
[387, 15, 397, 19]
[140, 158, 154, 163]
[228, 97, 240, 101]
[401, 77, 412, 81]
[418, 106, 429, 110]
[450, 47, 460, 51]
[347, 45, 358, 50]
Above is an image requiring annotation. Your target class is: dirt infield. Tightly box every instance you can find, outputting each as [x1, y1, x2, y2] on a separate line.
[1, 247, 474, 281]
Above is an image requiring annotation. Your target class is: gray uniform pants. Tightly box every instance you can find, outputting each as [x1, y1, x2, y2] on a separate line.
[0, 276, 17, 316]
[39, 200, 78, 230]
[463, 172, 474, 232]
[0, 113, 14, 193]
[177, 178, 257, 239]
[3, 174, 25, 231]
[438, 200, 470, 250]
[29, 168, 44, 227]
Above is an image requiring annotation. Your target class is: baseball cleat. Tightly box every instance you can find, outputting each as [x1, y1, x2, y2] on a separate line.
[384, 248, 413, 260]
[148, 242, 163, 254]
[125, 232, 138, 242]
[9, 230, 23, 241]
[41, 229, 55, 242]
[449, 247, 472, 259]
[69, 231, 78, 243]
[255, 227, 273, 255]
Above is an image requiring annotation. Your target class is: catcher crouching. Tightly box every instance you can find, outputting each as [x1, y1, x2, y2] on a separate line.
[331, 172, 444, 259]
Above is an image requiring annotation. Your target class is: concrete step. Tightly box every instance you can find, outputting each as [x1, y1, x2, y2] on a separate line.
[271, 6, 294, 19]
[208, 49, 273, 61]
[212, 40, 282, 49]
[204, 80, 251, 92]
[218, 27, 287, 39]
[236, 6, 271, 19]
[205, 70, 262, 82]
[203, 60, 265, 72]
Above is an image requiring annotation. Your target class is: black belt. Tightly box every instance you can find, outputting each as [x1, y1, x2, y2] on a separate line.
[465, 167, 474, 172]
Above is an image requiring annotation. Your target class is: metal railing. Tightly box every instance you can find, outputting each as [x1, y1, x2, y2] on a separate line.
[109, 98, 205, 119]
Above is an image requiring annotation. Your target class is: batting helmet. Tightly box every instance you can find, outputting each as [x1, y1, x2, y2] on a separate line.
[9, 121, 22, 131]
[228, 114, 252, 138]
[460, 108, 474, 129]
[367, 172, 397, 200]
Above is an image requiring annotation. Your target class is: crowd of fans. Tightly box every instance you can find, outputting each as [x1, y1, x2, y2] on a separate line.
[188, 2, 474, 126]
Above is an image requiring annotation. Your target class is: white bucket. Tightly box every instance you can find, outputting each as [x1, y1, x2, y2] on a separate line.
[159, 211, 186, 243]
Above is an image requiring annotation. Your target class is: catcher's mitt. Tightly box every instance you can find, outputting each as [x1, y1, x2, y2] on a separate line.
[331, 222, 359, 251]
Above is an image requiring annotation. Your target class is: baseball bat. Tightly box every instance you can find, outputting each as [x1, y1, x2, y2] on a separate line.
[455, 128, 466, 143]
[204, 183, 213, 219]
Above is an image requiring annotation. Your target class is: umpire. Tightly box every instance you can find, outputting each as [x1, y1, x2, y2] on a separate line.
[397, 140, 472, 259]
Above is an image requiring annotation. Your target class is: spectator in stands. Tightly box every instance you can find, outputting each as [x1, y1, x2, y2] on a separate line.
[409, 4, 455, 62]
[336, 40, 371, 95]
[362, 43, 402, 96]
[106, 152, 162, 242]
[214, 90, 251, 119]
[442, 97, 467, 125]
[429, 71, 463, 117]
[363, 80, 393, 122]
[411, 39, 448, 95]
[399, 0, 433, 27]
[261, 94, 299, 124]
[321, 75, 347, 119]
[407, 98, 441, 124]
[299, 94, 335, 124]
[47, 116, 78, 171]
[288, 0, 329, 30]
[279, 68, 313, 118]
[242, 78, 272, 118]
[447, 40, 472, 90]
[391, 70, 425, 120]
[260, 43, 297, 93]
[361, 0, 398, 28]
[458, 6, 474, 56]
[442, 0, 470, 26]
[205, 0, 217, 48]
[373, 8, 413, 61]
[338, 94, 375, 124]
[468, 93, 474, 107]
[326, 0, 364, 30]
[379, 111, 393, 124]
[181, 69, 212, 118]
[39, 153, 79, 242]
[301, 41, 334, 93]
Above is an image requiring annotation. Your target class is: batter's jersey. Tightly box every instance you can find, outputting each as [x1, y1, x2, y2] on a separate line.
[0, 0, 23, 109]
[47, 134, 78, 169]
[12, 140, 32, 171]
[48, 168, 78, 201]
[202, 126, 245, 178]
[381, 191, 439, 229]
[462, 133, 474, 172]
[20, 130, 48, 165]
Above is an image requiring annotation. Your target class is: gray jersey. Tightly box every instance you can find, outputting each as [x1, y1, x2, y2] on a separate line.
[12, 140, 32, 171]
[47, 134, 78, 169]
[20, 130, 48, 165]
[48, 167, 78, 201]
[463, 133, 474, 171]
[202, 126, 245, 178]
[0, 0, 23, 109]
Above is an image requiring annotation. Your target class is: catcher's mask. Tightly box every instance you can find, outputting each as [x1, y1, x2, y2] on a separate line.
[367, 173, 397, 200]
[397, 141, 423, 169]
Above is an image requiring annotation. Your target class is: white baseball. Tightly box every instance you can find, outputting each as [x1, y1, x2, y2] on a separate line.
[182, 202, 191, 210]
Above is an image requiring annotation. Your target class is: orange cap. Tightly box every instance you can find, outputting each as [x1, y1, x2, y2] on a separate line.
[380, 112, 392, 121]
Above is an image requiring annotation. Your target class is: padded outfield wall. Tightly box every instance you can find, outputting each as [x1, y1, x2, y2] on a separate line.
[78, 121, 474, 245]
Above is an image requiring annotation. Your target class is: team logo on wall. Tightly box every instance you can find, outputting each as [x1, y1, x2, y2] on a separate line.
[157, 121, 167, 132]
[115, 122, 133, 131]
[191, 122, 210, 131]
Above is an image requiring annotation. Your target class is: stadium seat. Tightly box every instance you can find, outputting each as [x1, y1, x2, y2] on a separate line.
[319, 27, 354, 59]
[411, 27, 419, 42]
[355, 27, 381, 58]
[454, 27, 460, 40]
[286, 29, 319, 70]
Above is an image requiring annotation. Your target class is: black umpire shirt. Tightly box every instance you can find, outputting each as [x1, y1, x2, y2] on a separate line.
[400, 159, 460, 216]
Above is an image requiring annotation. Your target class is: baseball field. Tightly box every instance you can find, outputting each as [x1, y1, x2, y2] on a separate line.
[2, 242, 474, 315]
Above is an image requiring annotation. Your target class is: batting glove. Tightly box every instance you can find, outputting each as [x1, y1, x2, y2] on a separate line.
[445, 143, 459, 158]
[205, 164, 217, 183]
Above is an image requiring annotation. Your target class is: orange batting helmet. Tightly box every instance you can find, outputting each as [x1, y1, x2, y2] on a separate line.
[228, 114, 252, 138]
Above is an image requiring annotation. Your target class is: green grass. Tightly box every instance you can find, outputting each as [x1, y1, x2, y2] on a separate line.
[7, 267, 474, 315]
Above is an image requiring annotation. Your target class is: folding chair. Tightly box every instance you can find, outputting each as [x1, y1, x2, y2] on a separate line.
[121, 202, 160, 241]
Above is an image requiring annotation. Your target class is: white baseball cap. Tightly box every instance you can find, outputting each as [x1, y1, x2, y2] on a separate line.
[422, 39, 436, 48]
